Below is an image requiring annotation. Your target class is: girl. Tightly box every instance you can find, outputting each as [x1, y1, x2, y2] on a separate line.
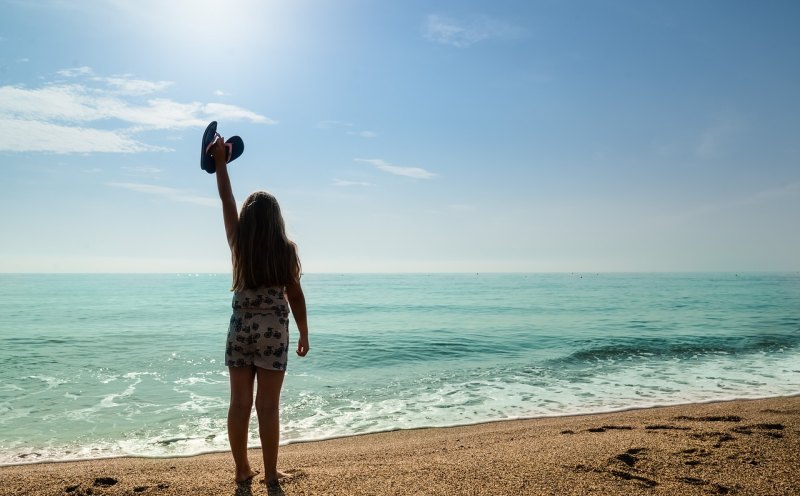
[208, 137, 310, 486]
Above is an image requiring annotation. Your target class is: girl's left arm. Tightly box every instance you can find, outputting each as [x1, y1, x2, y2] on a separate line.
[286, 279, 310, 356]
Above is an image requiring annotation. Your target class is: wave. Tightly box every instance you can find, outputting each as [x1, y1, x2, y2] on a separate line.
[559, 332, 800, 365]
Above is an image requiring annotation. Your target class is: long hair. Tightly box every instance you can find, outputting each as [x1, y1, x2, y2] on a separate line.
[231, 191, 301, 291]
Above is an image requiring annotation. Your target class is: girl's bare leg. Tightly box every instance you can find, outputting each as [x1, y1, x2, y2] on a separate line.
[228, 366, 259, 482]
[255, 367, 286, 484]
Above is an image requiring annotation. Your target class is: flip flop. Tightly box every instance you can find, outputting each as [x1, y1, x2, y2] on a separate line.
[225, 136, 244, 164]
[201, 125, 245, 174]
[200, 121, 218, 174]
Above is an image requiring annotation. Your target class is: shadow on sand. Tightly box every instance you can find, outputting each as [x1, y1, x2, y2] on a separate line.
[233, 479, 286, 496]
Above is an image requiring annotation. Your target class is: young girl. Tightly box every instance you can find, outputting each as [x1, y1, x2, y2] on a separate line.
[208, 137, 310, 486]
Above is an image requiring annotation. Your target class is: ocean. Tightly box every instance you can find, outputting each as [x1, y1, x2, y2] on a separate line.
[1, 273, 798, 465]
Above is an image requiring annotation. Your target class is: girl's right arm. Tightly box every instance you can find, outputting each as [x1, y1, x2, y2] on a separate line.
[210, 139, 238, 249]
[286, 279, 310, 357]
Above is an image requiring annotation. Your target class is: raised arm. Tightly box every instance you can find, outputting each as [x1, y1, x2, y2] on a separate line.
[209, 139, 238, 249]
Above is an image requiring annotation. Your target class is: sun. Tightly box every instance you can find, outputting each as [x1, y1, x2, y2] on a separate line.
[118, 0, 294, 67]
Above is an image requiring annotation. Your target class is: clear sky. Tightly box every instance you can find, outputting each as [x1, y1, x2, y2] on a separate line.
[1, 0, 798, 273]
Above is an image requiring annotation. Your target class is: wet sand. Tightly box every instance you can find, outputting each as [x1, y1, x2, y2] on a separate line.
[1, 396, 798, 495]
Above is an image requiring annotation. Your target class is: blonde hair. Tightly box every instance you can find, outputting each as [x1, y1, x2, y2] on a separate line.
[232, 191, 301, 291]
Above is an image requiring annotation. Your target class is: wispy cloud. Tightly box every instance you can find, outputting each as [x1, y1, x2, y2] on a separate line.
[91, 76, 173, 96]
[317, 120, 353, 129]
[657, 181, 800, 226]
[0, 67, 275, 153]
[57, 66, 93, 77]
[108, 182, 217, 207]
[333, 178, 372, 187]
[696, 118, 740, 159]
[423, 14, 524, 48]
[121, 166, 162, 179]
[742, 181, 800, 205]
[347, 130, 378, 138]
[320, 120, 379, 139]
[355, 158, 436, 179]
[0, 118, 163, 153]
[204, 103, 275, 124]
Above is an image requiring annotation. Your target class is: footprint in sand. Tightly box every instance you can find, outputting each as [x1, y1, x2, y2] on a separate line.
[674, 415, 742, 422]
[93, 477, 118, 487]
[608, 469, 658, 488]
[732, 423, 785, 438]
[644, 424, 690, 431]
[677, 447, 710, 465]
[678, 477, 731, 494]
[612, 447, 647, 467]
[688, 431, 735, 448]
[571, 461, 659, 489]
[586, 425, 634, 433]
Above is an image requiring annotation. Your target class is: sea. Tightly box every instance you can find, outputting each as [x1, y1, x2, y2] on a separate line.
[1, 273, 798, 466]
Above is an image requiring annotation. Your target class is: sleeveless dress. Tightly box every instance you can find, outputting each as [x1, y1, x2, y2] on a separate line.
[225, 286, 290, 370]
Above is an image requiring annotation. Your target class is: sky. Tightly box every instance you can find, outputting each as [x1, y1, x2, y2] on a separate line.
[0, 0, 798, 273]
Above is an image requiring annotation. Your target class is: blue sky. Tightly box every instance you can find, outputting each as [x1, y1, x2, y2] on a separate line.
[1, 0, 798, 273]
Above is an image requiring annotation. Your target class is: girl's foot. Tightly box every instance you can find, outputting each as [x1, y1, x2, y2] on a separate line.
[235, 468, 259, 483]
[263, 470, 293, 486]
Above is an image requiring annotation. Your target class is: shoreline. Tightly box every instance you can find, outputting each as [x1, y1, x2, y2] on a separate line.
[5, 393, 798, 469]
[2, 396, 798, 495]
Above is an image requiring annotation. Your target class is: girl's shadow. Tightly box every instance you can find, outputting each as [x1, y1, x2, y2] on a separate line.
[234, 480, 286, 496]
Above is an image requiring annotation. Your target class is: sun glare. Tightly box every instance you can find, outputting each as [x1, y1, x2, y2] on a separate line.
[135, 0, 294, 63]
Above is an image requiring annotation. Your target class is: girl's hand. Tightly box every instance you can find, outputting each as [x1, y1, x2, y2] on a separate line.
[209, 137, 227, 168]
[296, 335, 310, 357]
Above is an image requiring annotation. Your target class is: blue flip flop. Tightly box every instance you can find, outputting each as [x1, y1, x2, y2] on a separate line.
[201, 123, 245, 174]
[201, 121, 218, 174]
[226, 136, 244, 164]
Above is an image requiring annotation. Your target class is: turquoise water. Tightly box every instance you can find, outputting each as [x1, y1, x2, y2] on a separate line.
[1, 273, 799, 465]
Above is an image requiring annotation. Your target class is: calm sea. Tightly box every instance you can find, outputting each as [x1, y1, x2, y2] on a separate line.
[1, 273, 798, 465]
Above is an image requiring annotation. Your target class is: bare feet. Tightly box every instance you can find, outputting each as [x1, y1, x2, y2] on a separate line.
[235, 467, 259, 483]
[263, 470, 293, 486]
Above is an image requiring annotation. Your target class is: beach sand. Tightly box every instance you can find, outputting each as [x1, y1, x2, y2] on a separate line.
[2, 396, 798, 496]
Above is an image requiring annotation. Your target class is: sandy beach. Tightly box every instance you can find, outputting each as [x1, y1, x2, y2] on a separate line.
[2, 396, 797, 495]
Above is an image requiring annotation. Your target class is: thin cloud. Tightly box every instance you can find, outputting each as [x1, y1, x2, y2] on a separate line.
[91, 76, 173, 95]
[121, 166, 162, 178]
[0, 118, 163, 153]
[108, 182, 217, 207]
[347, 130, 378, 138]
[657, 181, 800, 226]
[696, 118, 740, 159]
[423, 14, 524, 48]
[204, 103, 276, 124]
[57, 66, 93, 77]
[333, 178, 372, 187]
[742, 181, 800, 205]
[319, 120, 378, 138]
[356, 158, 436, 179]
[0, 85, 272, 128]
[317, 120, 353, 129]
[0, 67, 275, 153]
